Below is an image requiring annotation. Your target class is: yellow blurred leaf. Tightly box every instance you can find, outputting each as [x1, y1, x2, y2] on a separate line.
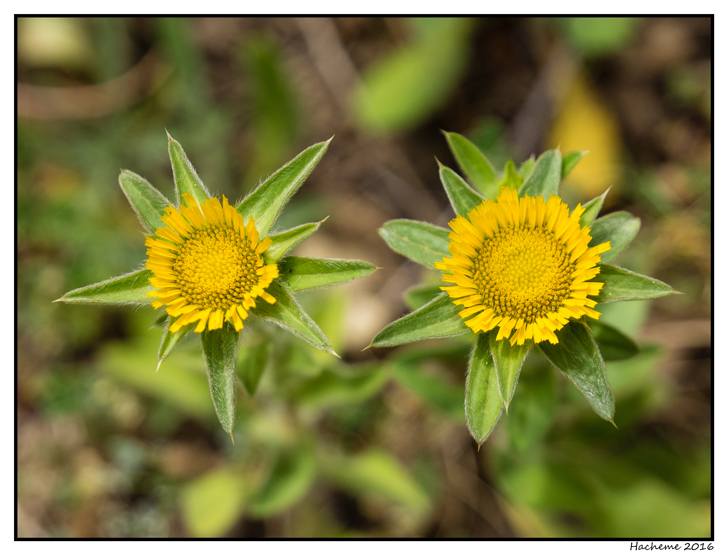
[548, 73, 621, 197]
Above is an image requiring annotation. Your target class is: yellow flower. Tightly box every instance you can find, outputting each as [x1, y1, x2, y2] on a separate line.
[435, 187, 610, 346]
[145, 193, 279, 333]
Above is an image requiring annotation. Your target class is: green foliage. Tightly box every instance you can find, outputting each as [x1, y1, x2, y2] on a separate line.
[157, 318, 193, 370]
[353, 18, 474, 133]
[57, 269, 155, 305]
[278, 256, 377, 292]
[201, 324, 240, 439]
[560, 17, 641, 57]
[250, 446, 316, 518]
[589, 320, 640, 361]
[237, 139, 330, 236]
[594, 264, 677, 304]
[539, 322, 614, 422]
[579, 188, 610, 227]
[589, 211, 641, 262]
[118, 170, 171, 233]
[438, 161, 485, 216]
[265, 221, 324, 263]
[251, 281, 335, 355]
[561, 150, 587, 178]
[518, 149, 563, 199]
[180, 466, 248, 537]
[370, 293, 469, 348]
[378, 220, 450, 269]
[443, 131, 499, 198]
[237, 340, 271, 396]
[465, 333, 504, 445]
[391, 363, 464, 420]
[490, 333, 531, 410]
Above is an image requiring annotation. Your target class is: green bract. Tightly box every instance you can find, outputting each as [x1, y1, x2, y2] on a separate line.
[57, 134, 376, 439]
[372, 132, 678, 445]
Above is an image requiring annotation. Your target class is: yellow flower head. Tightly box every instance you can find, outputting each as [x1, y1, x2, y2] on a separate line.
[435, 187, 610, 346]
[145, 193, 279, 333]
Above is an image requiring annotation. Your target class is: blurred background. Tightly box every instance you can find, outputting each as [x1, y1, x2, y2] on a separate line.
[17, 17, 711, 538]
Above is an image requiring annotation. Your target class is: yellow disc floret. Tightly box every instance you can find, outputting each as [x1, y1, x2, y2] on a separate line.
[145, 193, 279, 333]
[435, 187, 610, 346]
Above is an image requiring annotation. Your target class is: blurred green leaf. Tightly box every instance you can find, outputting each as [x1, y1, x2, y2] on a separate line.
[252, 281, 335, 355]
[391, 363, 464, 420]
[237, 139, 330, 236]
[180, 466, 248, 537]
[589, 320, 639, 361]
[320, 449, 430, 513]
[370, 292, 469, 348]
[100, 337, 212, 420]
[264, 221, 323, 263]
[201, 323, 240, 438]
[443, 131, 498, 197]
[594, 264, 677, 304]
[379, 219, 450, 269]
[293, 364, 387, 408]
[539, 322, 614, 421]
[118, 170, 170, 233]
[58, 268, 154, 305]
[490, 334, 531, 410]
[404, 283, 442, 310]
[278, 256, 376, 292]
[589, 211, 640, 262]
[438, 161, 484, 216]
[244, 34, 299, 177]
[506, 366, 557, 455]
[498, 160, 524, 191]
[561, 150, 587, 178]
[353, 18, 474, 133]
[157, 319, 193, 371]
[237, 340, 271, 396]
[251, 446, 316, 518]
[168, 133, 211, 206]
[598, 479, 710, 537]
[561, 17, 641, 57]
[465, 332, 504, 445]
[580, 188, 610, 227]
[518, 149, 563, 199]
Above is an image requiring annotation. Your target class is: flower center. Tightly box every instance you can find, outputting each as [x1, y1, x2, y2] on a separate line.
[472, 226, 574, 323]
[174, 224, 260, 310]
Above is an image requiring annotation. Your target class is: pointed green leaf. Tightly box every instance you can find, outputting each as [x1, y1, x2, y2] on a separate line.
[404, 283, 442, 310]
[589, 211, 640, 262]
[518, 156, 536, 181]
[498, 159, 524, 191]
[562, 150, 588, 178]
[489, 334, 531, 410]
[250, 446, 316, 518]
[392, 363, 464, 420]
[438, 161, 485, 216]
[589, 321, 639, 361]
[264, 221, 323, 263]
[593, 264, 677, 304]
[580, 188, 610, 227]
[180, 466, 248, 537]
[379, 219, 450, 269]
[168, 132, 211, 206]
[277, 257, 376, 292]
[370, 292, 469, 348]
[465, 333, 504, 445]
[118, 170, 171, 233]
[201, 323, 240, 438]
[538, 322, 614, 421]
[237, 139, 330, 236]
[443, 131, 498, 197]
[157, 319, 193, 371]
[518, 149, 563, 199]
[251, 280, 335, 355]
[152, 312, 169, 328]
[57, 269, 155, 305]
[237, 341, 271, 396]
